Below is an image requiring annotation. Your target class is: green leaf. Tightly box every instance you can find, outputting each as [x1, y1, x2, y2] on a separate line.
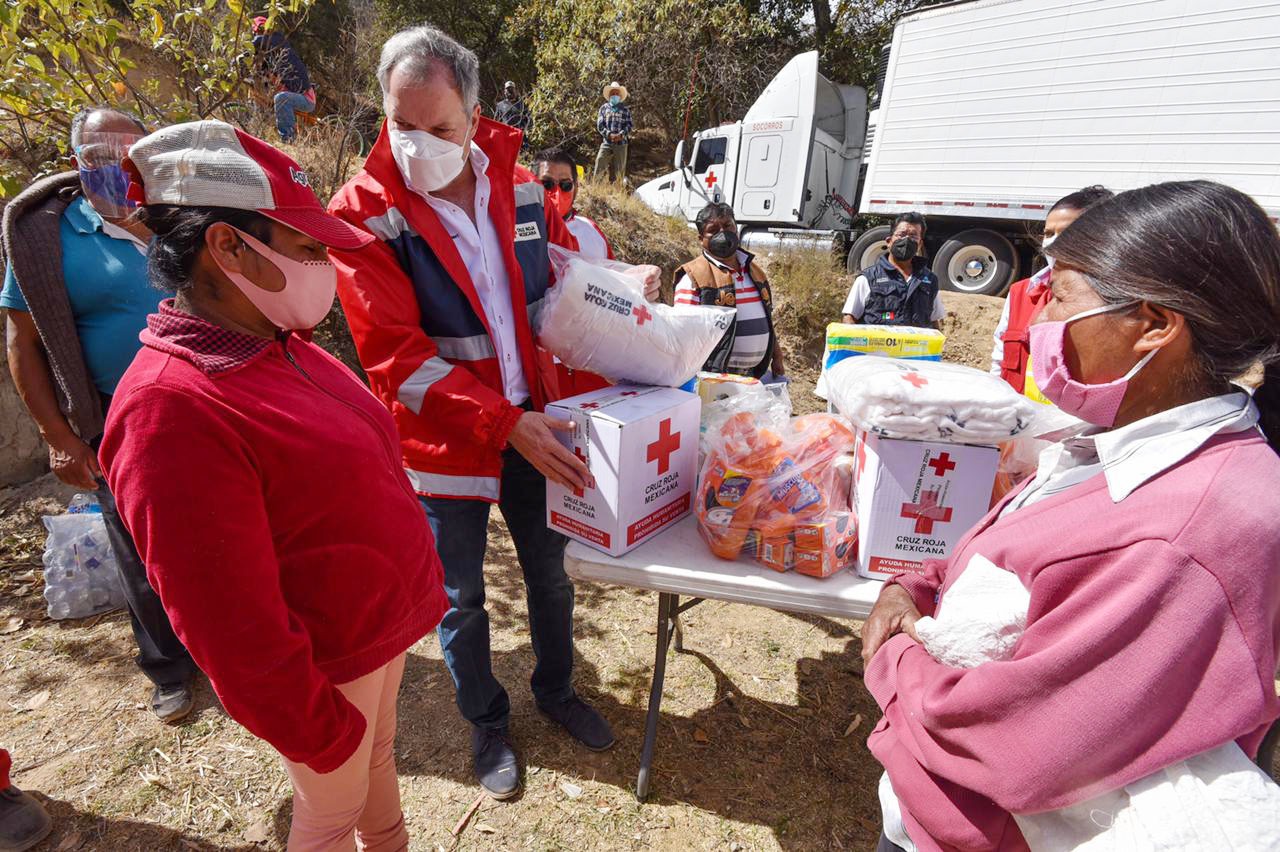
[22, 51, 41, 72]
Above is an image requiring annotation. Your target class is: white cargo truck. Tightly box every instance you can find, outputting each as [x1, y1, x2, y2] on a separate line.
[635, 0, 1280, 295]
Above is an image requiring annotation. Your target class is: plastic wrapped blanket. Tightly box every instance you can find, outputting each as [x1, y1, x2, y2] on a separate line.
[904, 553, 1280, 851]
[827, 357, 1038, 444]
[537, 247, 734, 387]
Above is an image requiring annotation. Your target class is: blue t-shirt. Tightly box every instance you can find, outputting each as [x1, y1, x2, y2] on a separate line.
[0, 196, 159, 396]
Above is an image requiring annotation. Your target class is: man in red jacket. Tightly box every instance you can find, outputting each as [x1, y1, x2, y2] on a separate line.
[328, 24, 657, 801]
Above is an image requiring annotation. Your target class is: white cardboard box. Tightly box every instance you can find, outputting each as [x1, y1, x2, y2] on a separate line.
[546, 386, 701, 556]
[851, 431, 998, 580]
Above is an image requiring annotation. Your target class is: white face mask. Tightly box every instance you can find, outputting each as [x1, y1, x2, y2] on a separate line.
[388, 127, 471, 194]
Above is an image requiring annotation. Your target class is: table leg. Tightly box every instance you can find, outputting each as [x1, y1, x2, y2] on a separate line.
[672, 609, 684, 652]
[636, 591, 676, 800]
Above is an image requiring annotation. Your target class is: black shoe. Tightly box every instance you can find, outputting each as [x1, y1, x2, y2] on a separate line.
[151, 682, 193, 724]
[0, 786, 51, 852]
[471, 726, 520, 800]
[538, 694, 615, 751]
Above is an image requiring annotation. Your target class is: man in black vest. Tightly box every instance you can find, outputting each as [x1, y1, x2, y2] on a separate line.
[841, 212, 944, 329]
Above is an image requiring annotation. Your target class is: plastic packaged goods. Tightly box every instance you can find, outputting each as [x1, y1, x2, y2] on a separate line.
[827, 356, 1039, 444]
[537, 247, 735, 387]
[41, 494, 127, 620]
[814, 323, 945, 398]
[697, 374, 792, 461]
[695, 412, 857, 578]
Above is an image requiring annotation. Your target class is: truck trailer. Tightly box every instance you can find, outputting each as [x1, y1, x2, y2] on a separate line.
[635, 0, 1280, 295]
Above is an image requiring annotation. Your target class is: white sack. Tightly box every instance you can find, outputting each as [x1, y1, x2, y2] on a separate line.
[537, 249, 734, 387]
[827, 357, 1038, 444]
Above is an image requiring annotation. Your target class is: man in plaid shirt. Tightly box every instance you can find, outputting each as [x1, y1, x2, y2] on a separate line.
[593, 81, 632, 183]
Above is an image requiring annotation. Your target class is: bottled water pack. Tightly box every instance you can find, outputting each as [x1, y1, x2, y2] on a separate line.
[41, 493, 127, 620]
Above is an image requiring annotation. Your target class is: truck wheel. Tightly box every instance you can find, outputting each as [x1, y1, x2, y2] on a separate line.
[933, 229, 1018, 296]
[846, 226, 892, 274]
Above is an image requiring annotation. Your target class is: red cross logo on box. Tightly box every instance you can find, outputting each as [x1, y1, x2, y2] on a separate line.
[646, 418, 681, 475]
[928, 452, 956, 477]
[633, 304, 653, 326]
[902, 372, 929, 389]
[581, 402, 601, 410]
[572, 446, 588, 497]
[704, 171, 718, 188]
[900, 488, 953, 535]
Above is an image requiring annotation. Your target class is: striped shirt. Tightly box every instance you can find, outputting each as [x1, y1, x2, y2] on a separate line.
[674, 251, 771, 373]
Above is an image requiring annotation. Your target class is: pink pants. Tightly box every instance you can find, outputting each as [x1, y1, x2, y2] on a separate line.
[281, 653, 409, 852]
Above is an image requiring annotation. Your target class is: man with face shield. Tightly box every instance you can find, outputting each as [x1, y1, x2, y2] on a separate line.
[841, 211, 945, 330]
[1, 107, 196, 723]
[328, 24, 660, 802]
[673, 202, 785, 380]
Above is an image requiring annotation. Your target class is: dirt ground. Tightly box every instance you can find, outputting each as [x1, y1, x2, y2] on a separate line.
[0, 292, 1005, 852]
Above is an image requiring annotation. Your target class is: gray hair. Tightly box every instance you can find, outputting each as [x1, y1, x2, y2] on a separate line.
[70, 105, 146, 150]
[377, 24, 480, 111]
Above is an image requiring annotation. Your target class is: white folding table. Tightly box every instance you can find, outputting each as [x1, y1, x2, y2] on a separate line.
[564, 515, 884, 799]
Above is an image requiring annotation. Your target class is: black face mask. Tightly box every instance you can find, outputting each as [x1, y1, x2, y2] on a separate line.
[890, 236, 919, 261]
[707, 230, 740, 259]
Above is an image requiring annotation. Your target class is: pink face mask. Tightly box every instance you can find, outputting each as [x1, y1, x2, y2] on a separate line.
[212, 227, 337, 331]
[1028, 300, 1159, 427]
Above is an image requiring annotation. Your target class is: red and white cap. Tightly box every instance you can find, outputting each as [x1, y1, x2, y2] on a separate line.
[123, 120, 373, 250]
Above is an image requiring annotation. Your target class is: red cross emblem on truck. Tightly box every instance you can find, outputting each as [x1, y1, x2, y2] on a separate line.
[900, 488, 953, 534]
[704, 171, 718, 188]
[646, 418, 681, 475]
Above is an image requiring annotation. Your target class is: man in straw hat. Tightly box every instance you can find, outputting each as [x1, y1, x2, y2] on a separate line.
[594, 81, 632, 183]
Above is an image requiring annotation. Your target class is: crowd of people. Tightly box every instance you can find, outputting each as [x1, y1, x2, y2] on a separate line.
[0, 17, 1278, 852]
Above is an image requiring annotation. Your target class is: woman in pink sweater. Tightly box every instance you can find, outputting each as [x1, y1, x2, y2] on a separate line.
[861, 181, 1280, 852]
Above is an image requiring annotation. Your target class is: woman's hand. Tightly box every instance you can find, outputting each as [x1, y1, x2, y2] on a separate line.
[860, 584, 923, 667]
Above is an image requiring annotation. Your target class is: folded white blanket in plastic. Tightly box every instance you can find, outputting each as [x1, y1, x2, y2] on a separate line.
[827, 357, 1038, 444]
[537, 252, 734, 387]
[910, 553, 1280, 851]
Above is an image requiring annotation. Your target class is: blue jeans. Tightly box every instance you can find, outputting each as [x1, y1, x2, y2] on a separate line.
[421, 448, 575, 730]
[273, 90, 314, 142]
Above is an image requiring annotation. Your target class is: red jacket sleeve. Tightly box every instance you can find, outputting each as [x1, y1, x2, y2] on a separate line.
[864, 539, 1269, 848]
[101, 385, 365, 773]
[325, 204, 523, 452]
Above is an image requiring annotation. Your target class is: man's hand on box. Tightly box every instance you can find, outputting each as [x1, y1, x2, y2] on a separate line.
[508, 412, 593, 492]
[860, 584, 922, 667]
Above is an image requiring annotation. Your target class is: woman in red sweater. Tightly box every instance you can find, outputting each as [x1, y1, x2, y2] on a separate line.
[863, 181, 1280, 851]
[99, 120, 448, 851]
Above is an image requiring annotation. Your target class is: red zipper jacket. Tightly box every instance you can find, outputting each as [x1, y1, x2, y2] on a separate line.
[327, 119, 578, 502]
[99, 303, 447, 773]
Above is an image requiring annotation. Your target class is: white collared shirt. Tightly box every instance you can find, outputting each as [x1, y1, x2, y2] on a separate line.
[410, 143, 529, 405]
[1001, 391, 1259, 517]
[100, 217, 149, 254]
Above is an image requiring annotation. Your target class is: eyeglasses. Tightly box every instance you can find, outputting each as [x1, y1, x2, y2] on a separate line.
[541, 178, 575, 193]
